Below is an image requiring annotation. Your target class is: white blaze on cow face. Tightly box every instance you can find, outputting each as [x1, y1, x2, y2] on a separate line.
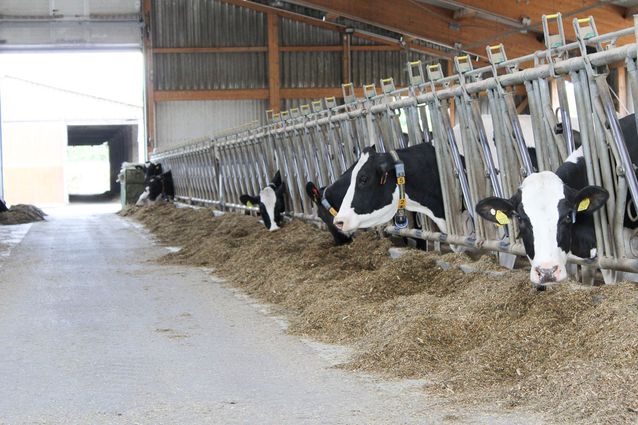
[520, 172, 569, 284]
[259, 186, 279, 231]
[333, 152, 397, 233]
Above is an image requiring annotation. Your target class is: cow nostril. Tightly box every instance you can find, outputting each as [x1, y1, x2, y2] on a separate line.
[334, 221, 344, 230]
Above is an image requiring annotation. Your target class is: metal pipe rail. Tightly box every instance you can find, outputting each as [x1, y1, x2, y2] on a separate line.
[152, 18, 638, 279]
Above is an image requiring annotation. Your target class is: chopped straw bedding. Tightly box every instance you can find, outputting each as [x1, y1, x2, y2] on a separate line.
[0, 204, 46, 225]
[121, 203, 638, 424]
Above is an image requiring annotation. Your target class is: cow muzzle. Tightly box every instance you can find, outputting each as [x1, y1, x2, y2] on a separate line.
[531, 263, 565, 289]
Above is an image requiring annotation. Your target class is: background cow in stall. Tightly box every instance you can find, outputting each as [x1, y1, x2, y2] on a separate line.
[305, 114, 569, 245]
[476, 114, 638, 288]
[239, 171, 285, 232]
[136, 161, 175, 206]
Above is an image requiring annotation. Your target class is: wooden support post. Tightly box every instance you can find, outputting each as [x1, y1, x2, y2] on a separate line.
[267, 12, 281, 113]
[143, 0, 155, 155]
[447, 60, 455, 125]
[342, 32, 351, 84]
[617, 64, 627, 116]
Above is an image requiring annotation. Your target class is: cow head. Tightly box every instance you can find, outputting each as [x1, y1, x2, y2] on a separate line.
[240, 171, 285, 231]
[144, 161, 163, 184]
[332, 147, 399, 233]
[306, 181, 353, 245]
[476, 171, 608, 286]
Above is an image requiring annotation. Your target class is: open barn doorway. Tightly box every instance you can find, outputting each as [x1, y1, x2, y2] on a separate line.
[66, 124, 138, 203]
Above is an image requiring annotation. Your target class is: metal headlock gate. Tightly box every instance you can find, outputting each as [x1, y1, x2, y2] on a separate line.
[152, 15, 638, 282]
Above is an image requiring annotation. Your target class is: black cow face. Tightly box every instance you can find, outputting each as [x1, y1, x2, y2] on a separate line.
[144, 161, 163, 185]
[333, 147, 398, 233]
[240, 171, 285, 231]
[476, 171, 608, 286]
[305, 181, 352, 245]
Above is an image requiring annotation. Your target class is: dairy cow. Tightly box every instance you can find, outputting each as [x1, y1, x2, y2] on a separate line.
[240, 171, 285, 232]
[333, 142, 447, 233]
[306, 164, 356, 245]
[136, 169, 175, 206]
[476, 114, 638, 287]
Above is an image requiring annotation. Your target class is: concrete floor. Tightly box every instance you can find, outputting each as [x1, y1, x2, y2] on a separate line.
[0, 204, 543, 425]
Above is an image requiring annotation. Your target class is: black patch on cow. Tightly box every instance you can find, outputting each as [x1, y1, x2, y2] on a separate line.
[305, 180, 353, 245]
[345, 143, 444, 220]
[0, 198, 8, 213]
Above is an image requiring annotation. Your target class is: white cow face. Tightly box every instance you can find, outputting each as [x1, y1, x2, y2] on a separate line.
[476, 171, 608, 287]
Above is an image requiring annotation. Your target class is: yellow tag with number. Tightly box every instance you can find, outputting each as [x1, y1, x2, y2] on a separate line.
[329, 207, 337, 217]
[577, 198, 590, 212]
[398, 198, 407, 209]
[495, 210, 510, 225]
[397, 176, 406, 185]
[246, 201, 253, 208]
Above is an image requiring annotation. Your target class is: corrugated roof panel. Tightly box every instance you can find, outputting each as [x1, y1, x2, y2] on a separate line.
[154, 52, 268, 90]
[155, 100, 267, 150]
[152, 0, 266, 48]
[281, 51, 341, 88]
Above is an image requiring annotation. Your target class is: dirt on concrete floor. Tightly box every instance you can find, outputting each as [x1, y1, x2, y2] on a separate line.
[121, 203, 638, 425]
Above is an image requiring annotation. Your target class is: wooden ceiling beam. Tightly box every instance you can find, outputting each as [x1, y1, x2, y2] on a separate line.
[283, 0, 544, 58]
[449, 0, 632, 47]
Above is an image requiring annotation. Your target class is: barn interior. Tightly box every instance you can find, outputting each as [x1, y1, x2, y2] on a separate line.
[1, 1, 638, 424]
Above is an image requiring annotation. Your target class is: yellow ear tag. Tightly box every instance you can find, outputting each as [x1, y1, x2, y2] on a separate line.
[246, 201, 253, 208]
[577, 198, 590, 212]
[495, 210, 510, 225]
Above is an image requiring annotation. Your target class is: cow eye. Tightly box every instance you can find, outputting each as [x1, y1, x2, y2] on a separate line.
[358, 175, 369, 185]
[562, 215, 572, 224]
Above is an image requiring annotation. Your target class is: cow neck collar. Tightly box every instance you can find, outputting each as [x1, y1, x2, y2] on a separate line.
[321, 197, 338, 217]
[389, 150, 408, 229]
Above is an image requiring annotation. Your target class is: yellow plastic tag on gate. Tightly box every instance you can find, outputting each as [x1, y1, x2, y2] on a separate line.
[397, 176, 406, 185]
[495, 210, 510, 225]
[577, 198, 590, 212]
[246, 201, 253, 208]
[398, 198, 407, 209]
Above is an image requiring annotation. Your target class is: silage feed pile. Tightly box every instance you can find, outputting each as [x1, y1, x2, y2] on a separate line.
[0, 204, 46, 225]
[122, 203, 638, 424]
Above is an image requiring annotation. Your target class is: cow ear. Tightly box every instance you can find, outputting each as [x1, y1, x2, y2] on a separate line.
[271, 170, 282, 187]
[239, 194, 260, 207]
[475, 196, 516, 225]
[275, 181, 285, 196]
[573, 186, 608, 214]
[306, 182, 321, 203]
[376, 158, 392, 184]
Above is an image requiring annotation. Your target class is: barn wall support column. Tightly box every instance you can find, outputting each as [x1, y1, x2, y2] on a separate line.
[143, 0, 156, 155]
[267, 12, 281, 113]
[342, 31, 352, 84]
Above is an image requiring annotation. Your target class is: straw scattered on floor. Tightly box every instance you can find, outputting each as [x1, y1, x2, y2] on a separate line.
[122, 203, 638, 424]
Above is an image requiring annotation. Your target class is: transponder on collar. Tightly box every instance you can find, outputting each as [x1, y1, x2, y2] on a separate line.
[390, 150, 408, 229]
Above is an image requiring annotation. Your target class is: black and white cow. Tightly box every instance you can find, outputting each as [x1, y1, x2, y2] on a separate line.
[476, 114, 638, 286]
[305, 164, 355, 245]
[240, 171, 286, 232]
[143, 161, 163, 185]
[333, 142, 447, 234]
[136, 170, 175, 206]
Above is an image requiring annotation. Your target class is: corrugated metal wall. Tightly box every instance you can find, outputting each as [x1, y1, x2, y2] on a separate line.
[156, 100, 266, 147]
[151, 0, 438, 151]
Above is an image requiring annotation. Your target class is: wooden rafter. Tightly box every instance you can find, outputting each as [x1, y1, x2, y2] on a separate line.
[451, 0, 632, 47]
[280, 0, 545, 59]
[218, 0, 451, 59]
